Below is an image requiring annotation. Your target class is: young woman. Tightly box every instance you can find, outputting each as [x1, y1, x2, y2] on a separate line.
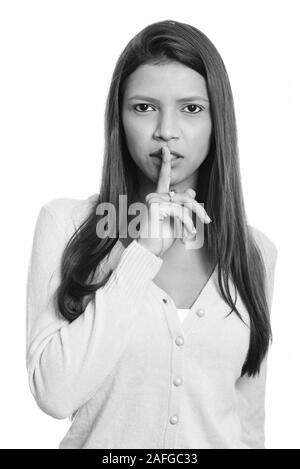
[26, 20, 278, 449]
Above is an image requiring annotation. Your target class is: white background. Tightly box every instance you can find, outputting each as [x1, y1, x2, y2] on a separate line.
[0, 0, 299, 449]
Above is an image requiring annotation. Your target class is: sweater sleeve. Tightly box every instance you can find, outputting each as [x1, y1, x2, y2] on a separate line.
[235, 229, 278, 449]
[26, 205, 163, 420]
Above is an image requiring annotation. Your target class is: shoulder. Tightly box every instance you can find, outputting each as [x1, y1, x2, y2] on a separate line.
[37, 193, 99, 236]
[248, 224, 278, 270]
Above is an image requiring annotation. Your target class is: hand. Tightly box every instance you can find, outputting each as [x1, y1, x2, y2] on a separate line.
[137, 146, 212, 257]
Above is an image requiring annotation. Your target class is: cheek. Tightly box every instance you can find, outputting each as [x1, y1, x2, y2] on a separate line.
[193, 120, 212, 148]
[187, 124, 212, 168]
[123, 108, 145, 130]
[122, 121, 147, 166]
[123, 115, 148, 146]
[122, 114, 134, 140]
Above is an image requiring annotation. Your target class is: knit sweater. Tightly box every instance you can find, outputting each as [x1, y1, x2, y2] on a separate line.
[25, 193, 278, 449]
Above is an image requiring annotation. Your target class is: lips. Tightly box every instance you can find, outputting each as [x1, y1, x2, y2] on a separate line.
[149, 148, 184, 159]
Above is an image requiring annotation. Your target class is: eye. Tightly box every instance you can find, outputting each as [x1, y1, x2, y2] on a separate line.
[182, 104, 203, 114]
[133, 103, 204, 113]
[134, 104, 154, 112]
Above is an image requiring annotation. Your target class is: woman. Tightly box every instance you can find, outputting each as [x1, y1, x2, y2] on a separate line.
[26, 20, 278, 449]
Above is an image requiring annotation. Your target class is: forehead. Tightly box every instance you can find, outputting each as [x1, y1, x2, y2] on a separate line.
[124, 62, 208, 98]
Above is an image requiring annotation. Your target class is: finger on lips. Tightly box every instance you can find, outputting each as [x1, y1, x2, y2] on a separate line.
[148, 145, 212, 224]
[156, 146, 171, 194]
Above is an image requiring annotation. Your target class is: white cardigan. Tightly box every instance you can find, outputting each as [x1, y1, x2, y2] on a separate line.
[25, 193, 278, 449]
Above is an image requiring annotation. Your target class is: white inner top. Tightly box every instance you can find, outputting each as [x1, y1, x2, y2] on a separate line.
[177, 308, 191, 322]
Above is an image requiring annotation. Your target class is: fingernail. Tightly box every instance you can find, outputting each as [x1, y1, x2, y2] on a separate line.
[205, 214, 212, 223]
[192, 227, 197, 234]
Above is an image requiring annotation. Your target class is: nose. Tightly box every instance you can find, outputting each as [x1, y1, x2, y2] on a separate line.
[153, 110, 180, 142]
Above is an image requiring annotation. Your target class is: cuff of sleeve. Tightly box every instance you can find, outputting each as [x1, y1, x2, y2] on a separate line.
[104, 239, 163, 298]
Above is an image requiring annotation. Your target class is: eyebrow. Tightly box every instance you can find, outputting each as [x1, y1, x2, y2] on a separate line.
[127, 94, 209, 103]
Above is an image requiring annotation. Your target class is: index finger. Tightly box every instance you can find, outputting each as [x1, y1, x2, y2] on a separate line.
[156, 146, 171, 194]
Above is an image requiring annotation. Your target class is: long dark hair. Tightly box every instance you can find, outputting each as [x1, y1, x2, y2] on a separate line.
[54, 19, 271, 378]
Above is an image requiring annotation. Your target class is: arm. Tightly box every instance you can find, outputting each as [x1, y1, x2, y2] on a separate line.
[26, 205, 163, 420]
[236, 230, 278, 448]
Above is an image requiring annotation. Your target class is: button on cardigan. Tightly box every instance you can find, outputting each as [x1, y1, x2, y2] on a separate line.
[25, 193, 278, 449]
